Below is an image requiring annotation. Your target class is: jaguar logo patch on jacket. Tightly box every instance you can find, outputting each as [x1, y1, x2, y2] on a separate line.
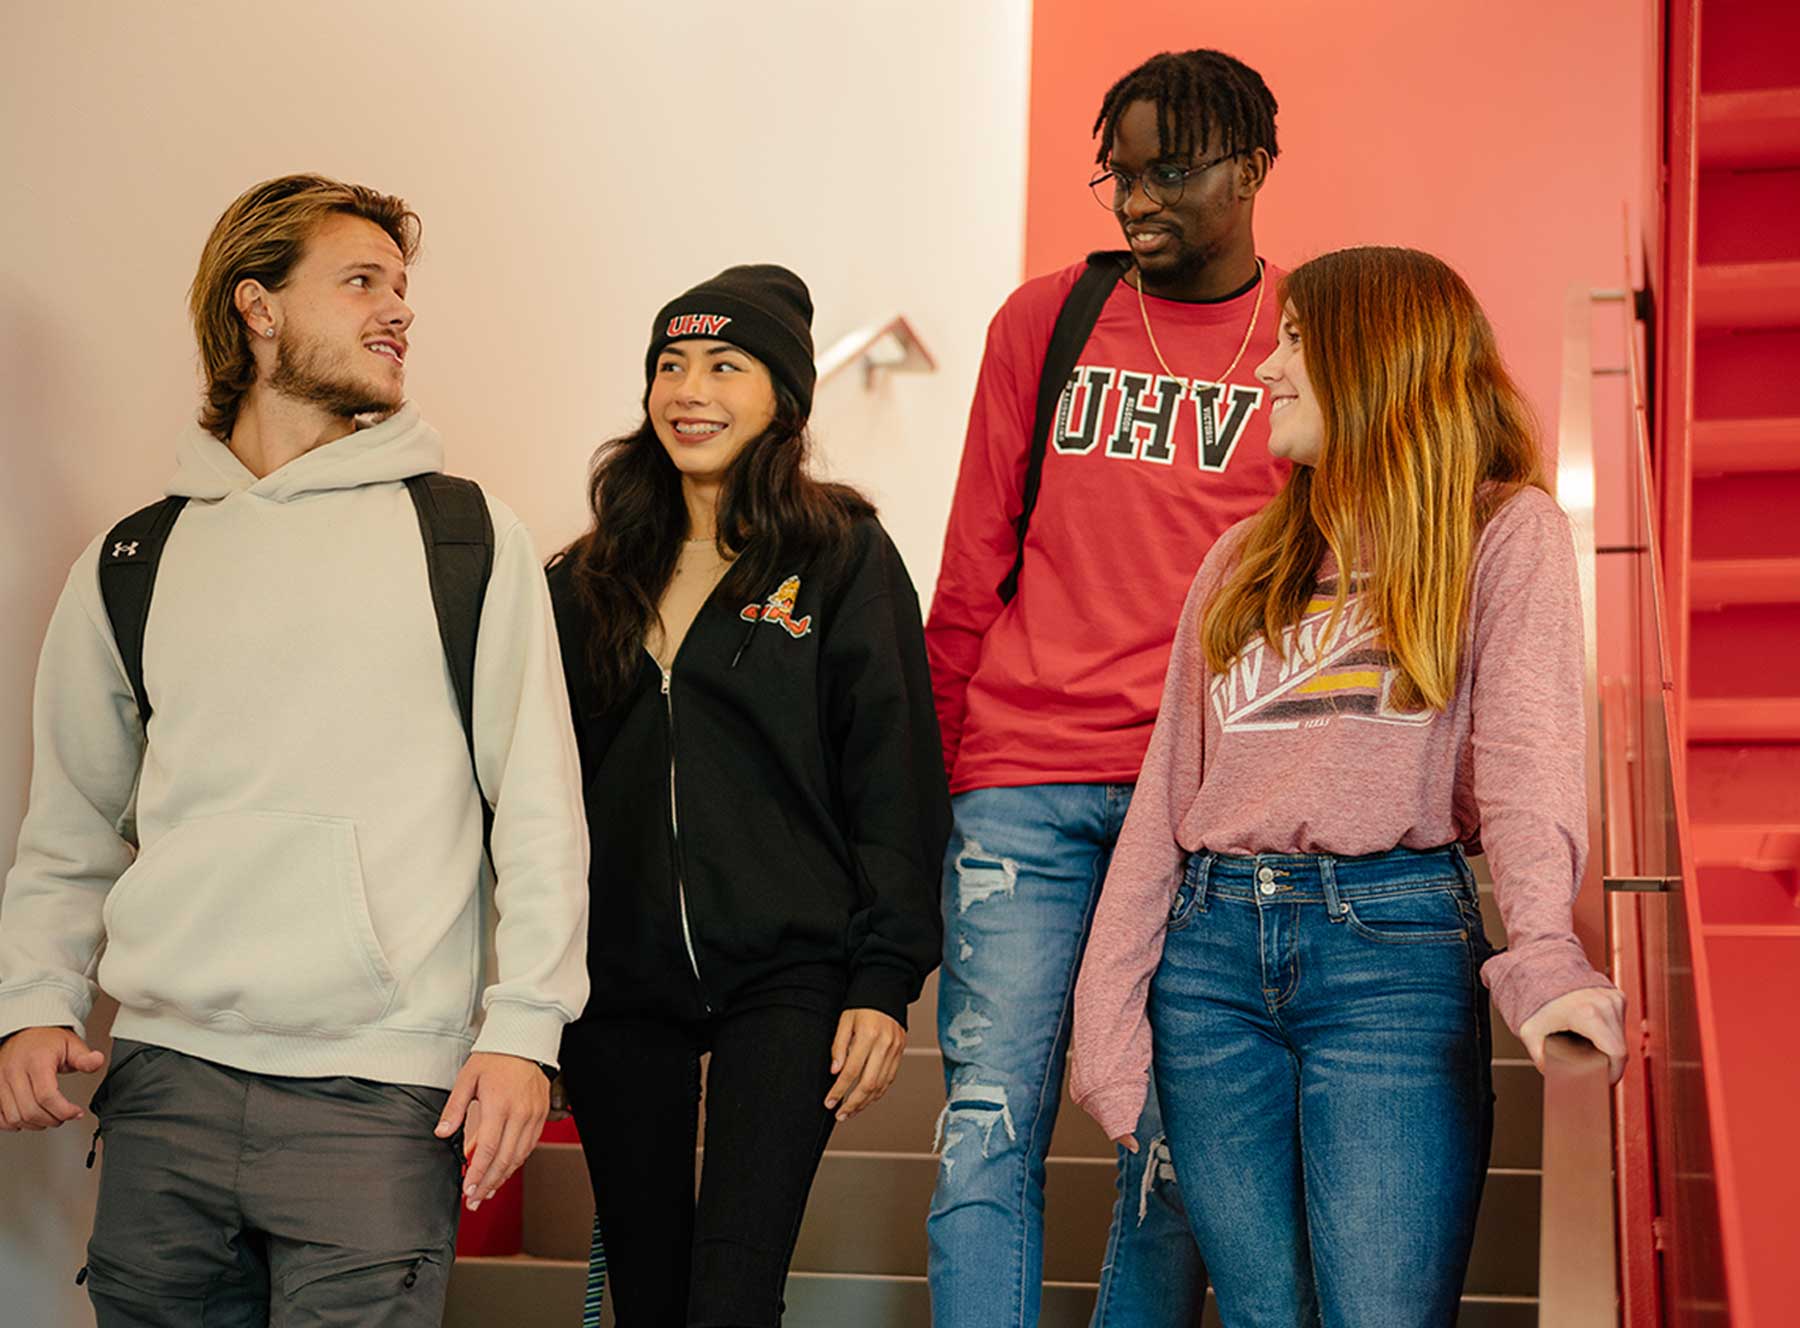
[741, 576, 812, 639]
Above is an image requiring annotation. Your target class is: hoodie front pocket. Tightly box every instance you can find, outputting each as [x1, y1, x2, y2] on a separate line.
[99, 811, 395, 1034]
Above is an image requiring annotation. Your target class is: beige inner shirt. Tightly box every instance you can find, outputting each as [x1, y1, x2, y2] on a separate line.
[647, 537, 732, 670]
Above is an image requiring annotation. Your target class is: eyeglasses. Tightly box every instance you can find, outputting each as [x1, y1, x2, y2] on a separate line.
[1089, 154, 1238, 211]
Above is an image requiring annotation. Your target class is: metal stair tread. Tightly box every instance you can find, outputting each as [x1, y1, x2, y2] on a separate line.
[1688, 554, 1800, 607]
[1693, 415, 1800, 475]
[1694, 258, 1800, 331]
[1699, 84, 1800, 168]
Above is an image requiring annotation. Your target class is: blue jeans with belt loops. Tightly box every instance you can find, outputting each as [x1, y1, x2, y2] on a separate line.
[1151, 844, 1496, 1328]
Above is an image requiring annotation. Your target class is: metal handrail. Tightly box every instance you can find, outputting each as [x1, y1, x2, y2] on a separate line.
[814, 314, 937, 389]
[1537, 285, 1625, 1326]
[1540, 1032, 1622, 1322]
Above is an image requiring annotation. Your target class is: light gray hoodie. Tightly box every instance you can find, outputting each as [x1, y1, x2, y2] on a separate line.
[0, 405, 589, 1089]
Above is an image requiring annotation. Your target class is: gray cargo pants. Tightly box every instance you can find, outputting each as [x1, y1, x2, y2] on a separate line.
[83, 1039, 462, 1327]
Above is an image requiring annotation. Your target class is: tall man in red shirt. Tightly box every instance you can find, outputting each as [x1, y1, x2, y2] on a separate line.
[925, 51, 1288, 1326]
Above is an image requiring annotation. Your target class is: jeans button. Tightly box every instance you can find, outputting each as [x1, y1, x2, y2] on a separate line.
[1259, 881, 1278, 896]
[1257, 866, 1275, 882]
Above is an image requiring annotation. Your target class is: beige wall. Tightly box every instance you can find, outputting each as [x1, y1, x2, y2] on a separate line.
[0, 2, 1030, 1318]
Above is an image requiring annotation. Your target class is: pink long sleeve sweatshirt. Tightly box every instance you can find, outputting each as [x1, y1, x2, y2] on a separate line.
[1070, 485, 1614, 1142]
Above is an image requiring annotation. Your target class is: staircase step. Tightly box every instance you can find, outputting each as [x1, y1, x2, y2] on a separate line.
[1689, 603, 1800, 705]
[1699, 86, 1800, 169]
[444, 1255, 589, 1328]
[1692, 416, 1800, 476]
[1686, 742, 1800, 876]
[828, 1046, 1114, 1158]
[521, 1144, 602, 1263]
[1687, 744, 1800, 825]
[445, 1257, 1541, 1327]
[515, 1143, 1541, 1298]
[1688, 698, 1800, 743]
[1694, 865, 1800, 928]
[1695, 259, 1800, 331]
[1694, 329, 1800, 420]
[828, 1048, 1542, 1169]
[1688, 556, 1800, 607]
[1690, 823, 1800, 873]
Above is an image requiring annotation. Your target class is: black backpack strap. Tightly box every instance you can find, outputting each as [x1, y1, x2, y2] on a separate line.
[405, 474, 496, 857]
[98, 496, 190, 729]
[996, 249, 1132, 606]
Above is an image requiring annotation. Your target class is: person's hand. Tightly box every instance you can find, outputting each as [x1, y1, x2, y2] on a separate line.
[436, 1052, 550, 1209]
[0, 1027, 106, 1131]
[824, 1008, 906, 1122]
[1519, 986, 1628, 1084]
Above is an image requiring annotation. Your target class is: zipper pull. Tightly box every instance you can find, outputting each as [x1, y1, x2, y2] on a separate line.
[85, 1123, 101, 1169]
[660, 669, 671, 696]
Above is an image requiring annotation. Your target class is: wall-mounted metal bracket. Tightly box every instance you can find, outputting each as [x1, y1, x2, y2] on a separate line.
[1605, 876, 1681, 892]
[815, 315, 937, 390]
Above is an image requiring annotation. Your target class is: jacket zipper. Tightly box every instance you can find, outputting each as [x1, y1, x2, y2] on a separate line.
[661, 667, 710, 1010]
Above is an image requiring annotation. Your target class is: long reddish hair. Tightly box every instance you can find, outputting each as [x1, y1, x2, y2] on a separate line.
[1201, 246, 1547, 711]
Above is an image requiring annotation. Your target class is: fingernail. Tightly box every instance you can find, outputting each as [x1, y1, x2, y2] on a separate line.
[836, 1111, 847, 1122]
[468, 1199, 480, 1212]
[435, 1122, 451, 1136]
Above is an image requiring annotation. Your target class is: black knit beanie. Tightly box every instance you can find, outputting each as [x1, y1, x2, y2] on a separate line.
[645, 264, 817, 415]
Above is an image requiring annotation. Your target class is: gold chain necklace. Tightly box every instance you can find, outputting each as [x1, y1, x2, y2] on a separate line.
[1134, 256, 1266, 384]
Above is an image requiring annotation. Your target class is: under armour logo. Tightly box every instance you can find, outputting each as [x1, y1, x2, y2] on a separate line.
[112, 541, 139, 558]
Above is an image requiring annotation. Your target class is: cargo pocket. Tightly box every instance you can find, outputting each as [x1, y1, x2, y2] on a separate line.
[284, 1247, 451, 1318]
[99, 810, 395, 1034]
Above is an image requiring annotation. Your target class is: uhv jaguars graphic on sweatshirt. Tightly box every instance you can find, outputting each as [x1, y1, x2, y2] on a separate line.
[1211, 576, 1437, 732]
[0, 405, 589, 1090]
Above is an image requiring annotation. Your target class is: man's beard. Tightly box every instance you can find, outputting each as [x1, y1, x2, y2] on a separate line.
[269, 330, 400, 420]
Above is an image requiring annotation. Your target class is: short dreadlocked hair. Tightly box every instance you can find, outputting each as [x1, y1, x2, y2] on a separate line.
[1092, 49, 1279, 168]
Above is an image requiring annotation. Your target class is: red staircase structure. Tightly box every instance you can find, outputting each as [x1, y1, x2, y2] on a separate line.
[1652, 1, 1800, 1322]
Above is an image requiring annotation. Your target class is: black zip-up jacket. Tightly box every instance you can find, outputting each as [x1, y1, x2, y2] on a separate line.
[547, 517, 950, 1027]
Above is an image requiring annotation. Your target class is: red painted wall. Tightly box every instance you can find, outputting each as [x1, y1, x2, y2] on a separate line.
[1025, 0, 1649, 450]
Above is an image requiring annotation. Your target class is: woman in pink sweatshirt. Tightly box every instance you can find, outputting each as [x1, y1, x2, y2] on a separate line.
[1069, 246, 1626, 1327]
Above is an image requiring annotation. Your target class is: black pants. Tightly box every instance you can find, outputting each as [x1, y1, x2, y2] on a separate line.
[85, 1040, 461, 1327]
[561, 1004, 840, 1328]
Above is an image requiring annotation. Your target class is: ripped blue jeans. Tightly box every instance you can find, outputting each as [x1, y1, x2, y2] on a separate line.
[926, 784, 1207, 1328]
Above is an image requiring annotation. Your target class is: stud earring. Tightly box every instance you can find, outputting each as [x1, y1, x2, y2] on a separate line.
[264, 327, 276, 338]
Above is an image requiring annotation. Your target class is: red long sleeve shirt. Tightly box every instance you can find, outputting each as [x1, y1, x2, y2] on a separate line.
[926, 258, 1288, 794]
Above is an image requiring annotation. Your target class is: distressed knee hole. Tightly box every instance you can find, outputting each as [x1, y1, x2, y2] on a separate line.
[953, 840, 1018, 914]
[944, 1001, 994, 1052]
[932, 1076, 1019, 1178]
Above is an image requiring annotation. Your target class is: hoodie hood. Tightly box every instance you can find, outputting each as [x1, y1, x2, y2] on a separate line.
[168, 402, 444, 503]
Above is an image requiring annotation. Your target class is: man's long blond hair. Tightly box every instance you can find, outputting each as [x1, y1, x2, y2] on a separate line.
[1201, 246, 1548, 712]
[189, 174, 419, 439]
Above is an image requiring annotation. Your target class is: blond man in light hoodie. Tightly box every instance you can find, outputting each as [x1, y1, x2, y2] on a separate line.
[0, 174, 589, 1325]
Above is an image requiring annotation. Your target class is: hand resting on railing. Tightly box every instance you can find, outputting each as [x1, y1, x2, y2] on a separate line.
[1520, 985, 1628, 1083]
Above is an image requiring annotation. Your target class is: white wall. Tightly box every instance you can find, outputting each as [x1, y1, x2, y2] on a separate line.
[0, 2, 1031, 1318]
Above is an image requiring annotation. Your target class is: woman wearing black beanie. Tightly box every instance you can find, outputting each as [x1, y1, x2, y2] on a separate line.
[548, 264, 951, 1326]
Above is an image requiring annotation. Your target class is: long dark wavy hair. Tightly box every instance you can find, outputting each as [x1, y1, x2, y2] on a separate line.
[562, 380, 874, 711]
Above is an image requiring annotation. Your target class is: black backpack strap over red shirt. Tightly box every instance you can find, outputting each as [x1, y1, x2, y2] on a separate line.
[995, 249, 1133, 606]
